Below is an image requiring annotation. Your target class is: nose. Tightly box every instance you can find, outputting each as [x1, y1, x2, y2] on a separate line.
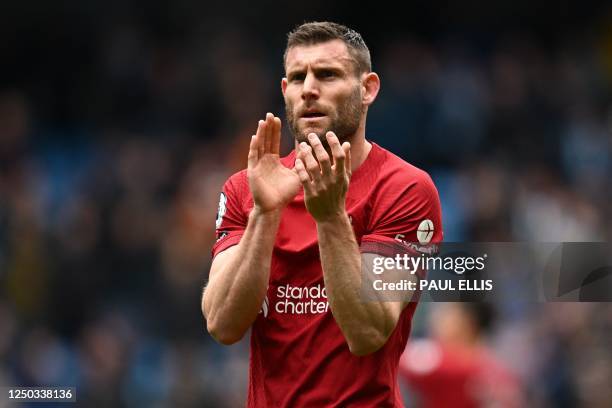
[301, 71, 319, 101]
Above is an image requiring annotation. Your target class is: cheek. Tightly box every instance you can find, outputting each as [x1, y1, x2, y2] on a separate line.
[329, 91, 353, 114]
[336, 86, 359, 103]
[285, 92, 300, 109]
[284, 95, 295, 111]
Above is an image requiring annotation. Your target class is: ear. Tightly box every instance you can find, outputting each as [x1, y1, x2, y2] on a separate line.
[361, 72, 380, 106]
[281, 77, 288, 96]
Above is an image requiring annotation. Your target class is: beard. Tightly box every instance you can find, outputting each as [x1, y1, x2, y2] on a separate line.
[285, 85, 363, 148]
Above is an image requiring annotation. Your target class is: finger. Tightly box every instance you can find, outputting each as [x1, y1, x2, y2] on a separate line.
[299, 142, 321, 183]
[248, 135, 258, 169]
[307, 133, 331, 177]
[342, 142, 352, 177]
[294, 158, 313, 194]
[325, 132, 345, 175]
[272, 116, 281, 155]
[264, 112, 274, 153]
[256, 120, 265, 158]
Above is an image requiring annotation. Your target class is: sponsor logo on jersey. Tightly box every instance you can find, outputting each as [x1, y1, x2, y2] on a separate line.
[395, 234, 439, 255]
[260, 284, 329, 316]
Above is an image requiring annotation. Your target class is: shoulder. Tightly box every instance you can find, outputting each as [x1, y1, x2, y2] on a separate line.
[221, 168, 247, 194]
[226, 168, 248, 187]
[373, 144, 439, 198]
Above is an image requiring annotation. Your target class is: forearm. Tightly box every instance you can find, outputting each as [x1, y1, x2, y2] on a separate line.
[317, 213, 400, 355]
[204, 208, 280, 344]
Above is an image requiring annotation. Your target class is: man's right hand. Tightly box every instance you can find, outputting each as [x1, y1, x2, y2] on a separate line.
[205, 112, 295, 343]
[248, 113, 300, 213]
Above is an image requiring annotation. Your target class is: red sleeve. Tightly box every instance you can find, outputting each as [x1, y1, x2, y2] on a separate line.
[360, 170, 443, 257]
[211, 172, 249, 258]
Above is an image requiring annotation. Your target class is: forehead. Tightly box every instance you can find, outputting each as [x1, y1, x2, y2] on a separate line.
[285, 39, 354, 72]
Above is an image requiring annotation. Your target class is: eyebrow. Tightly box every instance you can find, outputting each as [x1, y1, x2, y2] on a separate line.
[286, 60, 350, 79]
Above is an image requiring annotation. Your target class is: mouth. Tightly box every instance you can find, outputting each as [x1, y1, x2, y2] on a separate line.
[300, 111, 326, 120]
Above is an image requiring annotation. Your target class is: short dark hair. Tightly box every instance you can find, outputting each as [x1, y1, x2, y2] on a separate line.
[284, 21, 372, 75]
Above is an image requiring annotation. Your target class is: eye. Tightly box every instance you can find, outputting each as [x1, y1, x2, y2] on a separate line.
[290, 73, 306, 82]
[319, 70, 336, 79]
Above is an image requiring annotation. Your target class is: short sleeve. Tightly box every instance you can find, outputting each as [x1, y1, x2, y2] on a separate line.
[360, 172, 443, 257]
[211, 174, 248, 258]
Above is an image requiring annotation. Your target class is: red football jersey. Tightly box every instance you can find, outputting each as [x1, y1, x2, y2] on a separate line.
[399, 340, 523, 408]
[212, 142, 443, 407]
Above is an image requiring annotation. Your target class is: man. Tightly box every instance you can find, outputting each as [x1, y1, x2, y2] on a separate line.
[202, 22, 443, 407]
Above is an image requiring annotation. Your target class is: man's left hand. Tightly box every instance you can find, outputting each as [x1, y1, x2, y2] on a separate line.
[295, 132, 352, 222]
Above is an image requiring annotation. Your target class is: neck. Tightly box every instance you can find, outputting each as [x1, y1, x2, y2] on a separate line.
[347, 134, 372, 171]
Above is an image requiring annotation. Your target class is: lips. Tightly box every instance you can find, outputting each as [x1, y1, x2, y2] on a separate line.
[300, 109, 326, 119]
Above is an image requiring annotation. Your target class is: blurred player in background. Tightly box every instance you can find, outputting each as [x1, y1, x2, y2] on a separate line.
[202, 21, 442, 407]
[399, 303, 523, 407]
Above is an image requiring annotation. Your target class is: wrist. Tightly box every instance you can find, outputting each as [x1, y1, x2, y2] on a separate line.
[251, 206, 282, 221]
[315, 210, 350, 228]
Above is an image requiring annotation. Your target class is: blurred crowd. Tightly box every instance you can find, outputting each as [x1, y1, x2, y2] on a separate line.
[1, 3, 612, 407]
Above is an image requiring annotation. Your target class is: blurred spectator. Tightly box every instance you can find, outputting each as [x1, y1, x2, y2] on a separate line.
[400, 303, 523, 407]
